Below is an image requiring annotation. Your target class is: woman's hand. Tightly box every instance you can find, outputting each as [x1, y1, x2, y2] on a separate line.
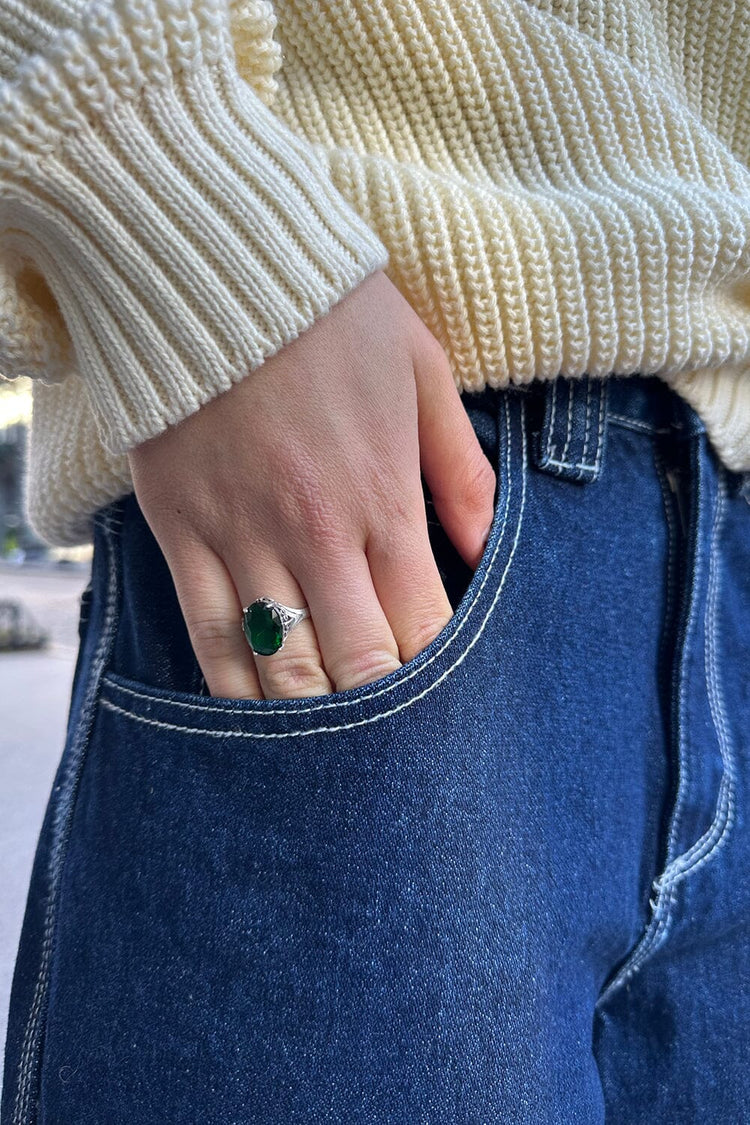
[126, 269, 497, 700]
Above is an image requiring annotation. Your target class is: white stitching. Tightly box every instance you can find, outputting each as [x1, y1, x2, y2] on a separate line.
[597, 450, 734, 1004]
[596, 438, 683, 1006]
[559, 377, 574, 467]
[93, 503, 125, 536]
[659, 442, 705, 880]
[13, 509, 121, 1122]
[654, 469, 735, 885]
[608, 413, 673, 436]
[545, 377, 559, 466]
[538, 457, 597, 474]
[606, 439, 710, 995]
[99, 409, 528, 738]
[580, 378, 593, 467]
[101, 400, 524, 720]
[591, 380, 606, 478]
[538, 379, 605, 477]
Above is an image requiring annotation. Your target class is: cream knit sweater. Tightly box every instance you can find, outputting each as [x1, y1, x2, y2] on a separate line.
[1, 0, 749, 545]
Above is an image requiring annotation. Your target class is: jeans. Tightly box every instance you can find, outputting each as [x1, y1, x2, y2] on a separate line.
[3, 373, 749, 1124]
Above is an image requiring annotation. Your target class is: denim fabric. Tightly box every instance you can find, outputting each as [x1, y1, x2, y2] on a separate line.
[3, 373, 749, 1124]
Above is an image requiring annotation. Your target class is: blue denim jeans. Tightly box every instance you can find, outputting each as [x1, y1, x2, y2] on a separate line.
[3, 373, 749, 1123]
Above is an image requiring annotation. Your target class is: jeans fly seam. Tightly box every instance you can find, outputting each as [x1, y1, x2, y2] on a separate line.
[652, 439, 680, 746]
[594, 436, 683, 1007]
[603, 471, 735, 1005]
[658, 437, 705, 889]
[12, 505, 121, 1124]
[96, 399, 524, 723]
[595, 867, 678, 1005]
[655, 468, 736, 887]
[597, 444, 734, 1006]
[619, 439, 703, 970]
[96, 417, 527, 738]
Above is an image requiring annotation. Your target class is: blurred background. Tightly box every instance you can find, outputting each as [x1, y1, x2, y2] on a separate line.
[0, 376, 92, 1078]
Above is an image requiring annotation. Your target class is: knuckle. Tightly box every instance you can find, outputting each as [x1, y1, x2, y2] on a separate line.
[188, 615, 239, 656]
[262, 653, 330, 698]
[367, 472, 419, 534]
[408, 613, 453, 656]
[457, 454, 497, 516]
[280, 477, 348, 554]
[330, 647, 402, 691]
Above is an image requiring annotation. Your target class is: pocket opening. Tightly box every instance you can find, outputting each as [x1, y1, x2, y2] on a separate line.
[98, 389, 528, 733]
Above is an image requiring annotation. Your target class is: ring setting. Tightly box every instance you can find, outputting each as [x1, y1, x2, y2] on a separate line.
[241, 596, 310, 656]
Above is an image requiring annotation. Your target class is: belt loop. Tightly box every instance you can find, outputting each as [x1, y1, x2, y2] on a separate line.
[532, 374, 609, 483]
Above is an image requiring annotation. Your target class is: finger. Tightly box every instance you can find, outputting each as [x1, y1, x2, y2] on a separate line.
[365, 512, 454, 666]
[293, 543, 404, 693]
[226, 553, 333, 700]
[413, 344, 497, 568]
[168, 541, 264, 700]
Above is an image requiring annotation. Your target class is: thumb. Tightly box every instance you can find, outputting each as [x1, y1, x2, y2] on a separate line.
[414, 348, 497, 570]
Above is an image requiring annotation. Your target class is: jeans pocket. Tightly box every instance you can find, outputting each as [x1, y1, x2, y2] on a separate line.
[98, 387, 529, 737]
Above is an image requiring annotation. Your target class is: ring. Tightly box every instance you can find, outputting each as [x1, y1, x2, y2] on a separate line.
[241, 596, 310, 656]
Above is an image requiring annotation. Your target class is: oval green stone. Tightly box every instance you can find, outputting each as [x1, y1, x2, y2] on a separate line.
[242, 601, 284, 655]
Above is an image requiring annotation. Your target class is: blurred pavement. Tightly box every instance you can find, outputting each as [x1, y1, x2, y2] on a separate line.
[0, 560, 91, 1085]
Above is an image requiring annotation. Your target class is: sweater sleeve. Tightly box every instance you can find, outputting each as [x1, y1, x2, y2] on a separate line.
[0, 0, 390, 457]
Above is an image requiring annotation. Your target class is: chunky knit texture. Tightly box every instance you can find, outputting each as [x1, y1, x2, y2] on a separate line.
[1, 0, 750, 544]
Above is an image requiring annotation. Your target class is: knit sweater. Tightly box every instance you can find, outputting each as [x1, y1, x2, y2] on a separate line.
[1, 1, 749, 546]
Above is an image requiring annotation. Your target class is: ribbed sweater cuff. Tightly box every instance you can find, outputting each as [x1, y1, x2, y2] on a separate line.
[0, 0, 390, 456]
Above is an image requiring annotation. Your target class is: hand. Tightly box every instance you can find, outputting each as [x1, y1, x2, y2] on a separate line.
[126, 269, 497, 700]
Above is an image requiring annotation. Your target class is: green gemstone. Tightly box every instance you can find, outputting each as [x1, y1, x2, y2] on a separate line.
[242, 600, 284, 655]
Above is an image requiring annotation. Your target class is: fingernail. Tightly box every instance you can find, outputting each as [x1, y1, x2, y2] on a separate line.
[481, 521, 493, 548]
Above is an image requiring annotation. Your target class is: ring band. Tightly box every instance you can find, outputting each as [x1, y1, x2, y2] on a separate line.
[241, 596, 310, 656]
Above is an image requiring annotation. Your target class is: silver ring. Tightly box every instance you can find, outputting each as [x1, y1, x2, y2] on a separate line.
[241, 595, 310, 656]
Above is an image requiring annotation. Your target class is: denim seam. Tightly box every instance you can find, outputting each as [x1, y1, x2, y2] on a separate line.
[580, 378, 593, 466]
[559, 378, 574, 466]
[660, 438, 706, 878]
[595, 436, 683, 1006]
[545, 375, 559, 466]
[96, 410, 528, 738]
[95, 503, 125, 535]
[544, 379, 570, 470]
[648, 441, 680, 904]
[601, 439, 708, 997]
[653, 468, 735, 886]
[597, 453, 733, 1004]
[607, 413, 673, 436]
[593, 381, 606, 476]
[11, 505, 123, 1123]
